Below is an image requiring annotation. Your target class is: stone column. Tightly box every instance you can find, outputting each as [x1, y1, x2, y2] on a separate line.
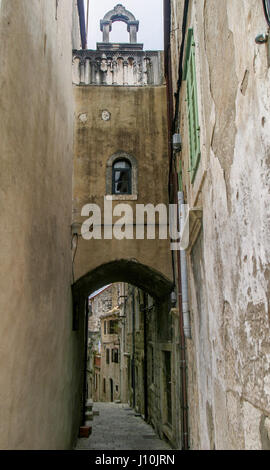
[100, 54, 108, 85]
[100, 20, 111, 43]
[128, 21, 139, 44]
[123, 60, 128, 86]
[112, 60, 117, 85]
[80, 60, 85, 84]
[91, 60, 97, 85]
[85, 58, 91, 85]
[146, 58, 152, 85]
[143, 58, 148, 85]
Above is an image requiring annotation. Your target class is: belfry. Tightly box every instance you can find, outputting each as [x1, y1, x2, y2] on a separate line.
[73, 4, 164, 86]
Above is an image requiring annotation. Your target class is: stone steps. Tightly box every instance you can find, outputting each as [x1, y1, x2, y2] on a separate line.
[82, 399, 96, 434]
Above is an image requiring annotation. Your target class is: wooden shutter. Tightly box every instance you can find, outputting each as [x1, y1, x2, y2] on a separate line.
[184, 29, 200, 183]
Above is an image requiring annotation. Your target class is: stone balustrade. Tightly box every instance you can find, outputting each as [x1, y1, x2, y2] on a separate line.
[72, 50, 164, 86]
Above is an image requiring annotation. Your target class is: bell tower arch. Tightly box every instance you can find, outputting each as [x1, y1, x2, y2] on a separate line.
[100, 4, 139, 43]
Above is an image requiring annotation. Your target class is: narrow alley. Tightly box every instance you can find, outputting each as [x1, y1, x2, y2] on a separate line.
[1, 0, 270, 452]
[75, 403, 172, 451]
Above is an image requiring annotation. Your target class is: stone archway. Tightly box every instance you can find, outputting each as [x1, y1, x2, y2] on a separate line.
[72, 259, 174, 302]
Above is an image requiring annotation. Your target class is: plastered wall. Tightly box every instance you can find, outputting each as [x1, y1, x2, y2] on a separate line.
[0, 0, 84, 449]
[171, 0, 270, 450]
[73, 85, 172, 284]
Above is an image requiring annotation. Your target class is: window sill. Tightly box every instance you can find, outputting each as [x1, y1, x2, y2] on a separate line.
[180, 207, 203, 253]
[105, 194, 138, 201]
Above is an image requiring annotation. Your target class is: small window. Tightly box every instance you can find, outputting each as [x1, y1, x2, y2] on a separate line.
[111, 348, 119, 364]
[112, 160, 132, 195]
[109, 320, 118, 334]
[104, 321, 107, 335]
[106, 348, 110, 365]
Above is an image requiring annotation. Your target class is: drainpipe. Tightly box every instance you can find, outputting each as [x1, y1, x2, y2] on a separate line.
[143, 292, 149, 421]
[173, 174, 189, 451]
[77, 0, 87, 49]
[178, 192, 191, 339]
[82, 298, 89, 425]
[132, 290, 136, 409]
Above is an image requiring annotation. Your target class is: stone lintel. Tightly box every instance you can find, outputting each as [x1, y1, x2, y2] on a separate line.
[96, 42, 144, 52]
[127, 21, 139, 33]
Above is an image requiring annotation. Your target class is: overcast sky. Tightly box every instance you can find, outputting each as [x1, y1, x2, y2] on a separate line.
[85, 0, 164, 50]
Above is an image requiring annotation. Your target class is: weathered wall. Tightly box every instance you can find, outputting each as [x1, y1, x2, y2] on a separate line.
[123, 285, 180, 448]
[100, 312, 121, 403]
[0, 0, 84, 449]
[171, 0, 270, 450]
[72, 85, 173, 288]
[89, 285, 113, 332]
[88, 284, 121, 402]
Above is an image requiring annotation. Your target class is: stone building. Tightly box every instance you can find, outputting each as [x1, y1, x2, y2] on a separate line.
[100, 310, 121, 403]
[165, 0, 270, 450]
[88, 285, 114, 332]
[71, 3, 173, 293]
[117, 283, 181, 448]
[87, 283, 122, 403]
[86, 275, 181, 447]
[87, 285, 113, 401]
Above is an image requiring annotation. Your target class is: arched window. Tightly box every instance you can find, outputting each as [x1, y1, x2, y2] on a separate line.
[112, 159, 132, 195]
[106, 151, 138, 199]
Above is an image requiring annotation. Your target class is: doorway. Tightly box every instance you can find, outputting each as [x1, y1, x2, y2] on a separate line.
[110, 378, 114, 402]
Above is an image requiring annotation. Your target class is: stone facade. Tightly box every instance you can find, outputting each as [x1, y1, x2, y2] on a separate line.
[100, 311, 121, 403]
[120, 284, 181, 448]
[72, 4, 173, 302]
[87, 279, 181, 448]
[89, 285, 114, 332]
[169, 0, 270, 450]
[87, 284, 122, 403]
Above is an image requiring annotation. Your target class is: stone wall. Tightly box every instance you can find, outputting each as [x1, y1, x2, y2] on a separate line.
[72, 84, 172, 286]
[88, 283, 123, 403]
[171, 0, 270, 450]
[89, 285, 114, 332]
[123, 285, 181, 448]
[100, 312, 121, 403]
[0, 0, 83, 449]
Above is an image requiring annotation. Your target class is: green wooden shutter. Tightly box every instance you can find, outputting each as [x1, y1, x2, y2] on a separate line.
[184, 29, 200, 184]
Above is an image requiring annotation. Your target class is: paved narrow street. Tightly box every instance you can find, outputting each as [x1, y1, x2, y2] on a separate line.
[75, 403, 173, 451]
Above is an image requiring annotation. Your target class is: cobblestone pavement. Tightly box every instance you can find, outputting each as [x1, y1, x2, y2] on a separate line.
[75, 402, 173, 451]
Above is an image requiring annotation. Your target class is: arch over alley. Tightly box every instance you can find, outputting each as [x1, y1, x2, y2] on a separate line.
[72, 259, 174, 301]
